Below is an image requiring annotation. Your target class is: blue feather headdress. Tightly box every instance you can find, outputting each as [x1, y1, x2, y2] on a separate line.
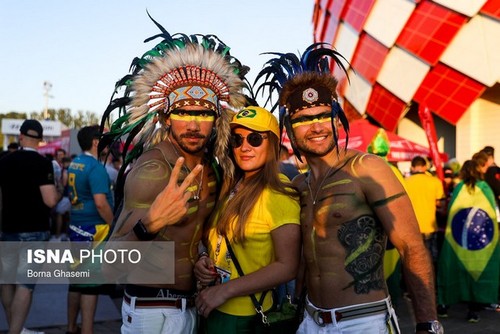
[254, 43, 350, 161]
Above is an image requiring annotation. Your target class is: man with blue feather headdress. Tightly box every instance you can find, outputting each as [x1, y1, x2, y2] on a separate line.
[255, 44, 442, 334]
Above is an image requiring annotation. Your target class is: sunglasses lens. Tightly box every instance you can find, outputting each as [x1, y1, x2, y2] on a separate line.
[230, 134, 244, 148]
[231, 133, 266, 148]
[247, 133, 263, 147]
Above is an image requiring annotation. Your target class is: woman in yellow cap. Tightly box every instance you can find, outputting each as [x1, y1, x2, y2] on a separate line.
[194, 106, 301, 333]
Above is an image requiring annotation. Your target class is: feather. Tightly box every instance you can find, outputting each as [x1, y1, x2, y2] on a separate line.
[100, 12, 249, 191]
[254, 43, 351, 159]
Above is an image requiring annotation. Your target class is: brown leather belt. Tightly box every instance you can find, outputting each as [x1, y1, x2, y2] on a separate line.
[123, 294, 195, 309]
[305, 299, 388, 327]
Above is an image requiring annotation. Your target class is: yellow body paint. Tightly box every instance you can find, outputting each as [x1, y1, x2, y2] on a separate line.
[291, 117, 331, 129]
[345, 229, 376, 266]
[170, 114, 214, 122]
[311, 227, 318, 263]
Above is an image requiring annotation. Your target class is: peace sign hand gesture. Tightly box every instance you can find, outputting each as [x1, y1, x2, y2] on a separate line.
[143, 157, 203, 234]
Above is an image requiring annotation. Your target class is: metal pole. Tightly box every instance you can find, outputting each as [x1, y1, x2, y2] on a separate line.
[43, 81, 53, 119]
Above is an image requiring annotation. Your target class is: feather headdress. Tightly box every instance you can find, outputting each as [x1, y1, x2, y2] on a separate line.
[254, 43, 350, 160]
[99, 13, 249, 184]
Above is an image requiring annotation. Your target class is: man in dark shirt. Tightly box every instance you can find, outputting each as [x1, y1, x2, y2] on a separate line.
[0, 119, 60, 334]
[482, 146, 500, 209]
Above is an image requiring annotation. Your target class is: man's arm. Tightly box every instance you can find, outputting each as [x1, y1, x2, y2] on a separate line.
[361, 155, 437, 325]
[40, 184, 60, 208]
[93, 193, 113, 226]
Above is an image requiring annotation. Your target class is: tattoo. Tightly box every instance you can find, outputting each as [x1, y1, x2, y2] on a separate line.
[370, 192, 406, 208]
[338, 215, 386, 294]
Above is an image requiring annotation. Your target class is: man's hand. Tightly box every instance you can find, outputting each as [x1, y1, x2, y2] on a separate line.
[144, 157, 202, 233]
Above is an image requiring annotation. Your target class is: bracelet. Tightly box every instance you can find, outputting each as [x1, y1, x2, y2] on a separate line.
[198, 251, 209, 261]
[132, 219, 158, 241]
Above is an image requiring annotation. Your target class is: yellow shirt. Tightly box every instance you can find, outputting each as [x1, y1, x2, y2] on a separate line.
[207, 187, 300, 316]
[405, 173, 444, 234]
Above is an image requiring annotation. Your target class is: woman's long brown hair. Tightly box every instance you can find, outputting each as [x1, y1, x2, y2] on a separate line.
[208, 131, 297, 244]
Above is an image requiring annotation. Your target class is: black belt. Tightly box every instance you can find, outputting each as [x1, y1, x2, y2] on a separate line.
[305, 299, 388, 327]
[123, 293, 195, 309]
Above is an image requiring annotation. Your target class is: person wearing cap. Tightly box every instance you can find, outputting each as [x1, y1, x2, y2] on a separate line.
[0, 119, 60, 334]
[194, 106, 300, 333]
[99, 16, 249, 334]
[256, 46, 441, 334]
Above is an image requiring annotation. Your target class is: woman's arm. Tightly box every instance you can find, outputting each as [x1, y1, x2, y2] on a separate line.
[195, 223, 300, 317]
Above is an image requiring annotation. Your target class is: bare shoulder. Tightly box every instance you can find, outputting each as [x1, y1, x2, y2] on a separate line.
[124, 147, 174, 206]
[128, 146, 174, 181]
[347, 151, 406, 200]
[348, 151, 391, 176]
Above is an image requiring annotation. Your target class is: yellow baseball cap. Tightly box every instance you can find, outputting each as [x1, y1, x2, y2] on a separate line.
[230, 106, 279, 138]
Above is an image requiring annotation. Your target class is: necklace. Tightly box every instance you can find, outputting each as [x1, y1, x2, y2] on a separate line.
[192, 165, 204, 200]
[306, 158, 348, 205]
[167, 136, 204, 201]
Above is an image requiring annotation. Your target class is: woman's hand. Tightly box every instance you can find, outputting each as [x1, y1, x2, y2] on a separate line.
[195, 284, 229, 318]
[194, 255, 217, 287]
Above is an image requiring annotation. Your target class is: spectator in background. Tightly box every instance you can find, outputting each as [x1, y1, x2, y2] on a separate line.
[66, 125, 114, 334]
[405, 156, 445, 270]
[51, 155, 72, 242]
[481, 146, 500, 211]
[436, 167, 456, 252]
[7, 142, 19, 152]
[55, 148, 66, 168]
[437, 159, 499, 322]
[0, 142, 20, 160]
[100, 149, 119, 197]
[0, 119, 60, 334]
[279, 144, 300, 180]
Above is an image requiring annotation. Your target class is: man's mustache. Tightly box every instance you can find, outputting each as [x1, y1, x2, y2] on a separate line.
[180, 133, 205, 139]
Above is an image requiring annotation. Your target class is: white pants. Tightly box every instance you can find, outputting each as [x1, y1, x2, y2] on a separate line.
[297, 297, 400, 334]
[121, 297, 197, 334]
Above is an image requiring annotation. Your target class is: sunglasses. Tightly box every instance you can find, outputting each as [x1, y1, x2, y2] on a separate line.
[230, 133, 268, 148]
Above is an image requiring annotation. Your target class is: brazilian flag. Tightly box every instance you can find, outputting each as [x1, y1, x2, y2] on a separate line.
[437, 180, 499, 305]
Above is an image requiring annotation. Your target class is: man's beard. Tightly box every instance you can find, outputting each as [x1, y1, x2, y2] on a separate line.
[295, 136, 336, 158]
[171, 130, 208, 154]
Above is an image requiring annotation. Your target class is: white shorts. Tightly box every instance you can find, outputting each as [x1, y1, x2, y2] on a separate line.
[297, 296, 400, 334]
[121, 296, 197, 334]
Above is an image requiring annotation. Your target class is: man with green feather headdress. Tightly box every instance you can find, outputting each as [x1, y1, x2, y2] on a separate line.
[98, 13, 249, 334]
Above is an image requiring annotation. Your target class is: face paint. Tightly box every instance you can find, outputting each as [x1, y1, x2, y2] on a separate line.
[170, 109, 215, 122]
[290, 111, 332, 128]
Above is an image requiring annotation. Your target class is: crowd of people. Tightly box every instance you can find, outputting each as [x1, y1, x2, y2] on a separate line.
[1, 15, 499, 334]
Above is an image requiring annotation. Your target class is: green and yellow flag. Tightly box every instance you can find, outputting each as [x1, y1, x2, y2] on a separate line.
[438, 180, 499, 305]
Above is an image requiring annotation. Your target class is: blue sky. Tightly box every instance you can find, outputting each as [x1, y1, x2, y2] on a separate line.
[0, 0, 313, 115]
